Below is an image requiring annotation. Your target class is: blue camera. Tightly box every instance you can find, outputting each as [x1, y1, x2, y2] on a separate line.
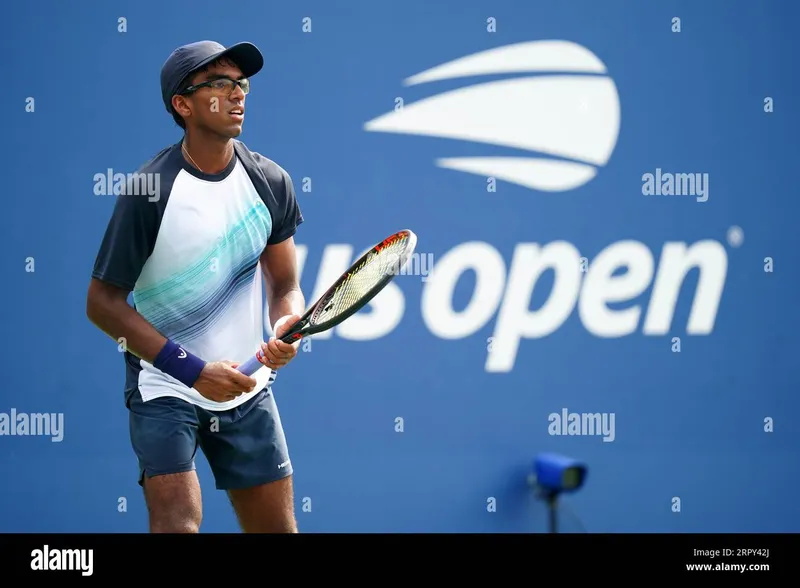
[527, 453, 588, 533]
[529, 452, 587, 495]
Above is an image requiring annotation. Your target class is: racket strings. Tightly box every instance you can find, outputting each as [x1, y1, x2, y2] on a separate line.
[315, 237, 409, 323]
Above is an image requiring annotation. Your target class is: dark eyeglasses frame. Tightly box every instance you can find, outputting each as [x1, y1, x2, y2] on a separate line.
[179, 77, 250, 96]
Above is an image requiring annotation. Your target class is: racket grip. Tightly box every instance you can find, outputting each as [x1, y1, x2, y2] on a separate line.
[237, 354, 263, 376]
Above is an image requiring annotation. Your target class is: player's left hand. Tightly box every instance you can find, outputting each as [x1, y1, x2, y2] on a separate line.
[258, 314, 302, 369]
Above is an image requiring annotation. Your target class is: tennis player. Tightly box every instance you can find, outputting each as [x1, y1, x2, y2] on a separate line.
[86, 40, 305, 533]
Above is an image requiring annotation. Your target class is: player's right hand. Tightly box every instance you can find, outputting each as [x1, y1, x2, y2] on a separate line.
[193, 361, 258, 403]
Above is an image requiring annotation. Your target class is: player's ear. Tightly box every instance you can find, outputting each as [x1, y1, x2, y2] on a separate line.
[171, 95, 192, 119]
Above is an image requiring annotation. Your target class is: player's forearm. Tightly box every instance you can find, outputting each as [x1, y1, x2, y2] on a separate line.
[86, 281, 166, 363]
[87, 278, 206, 388]
[268, 286, 305, 331]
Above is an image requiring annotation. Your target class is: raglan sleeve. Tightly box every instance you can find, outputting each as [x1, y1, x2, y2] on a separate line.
[267, 168, 304, 245]
[91, 187, 160, 291]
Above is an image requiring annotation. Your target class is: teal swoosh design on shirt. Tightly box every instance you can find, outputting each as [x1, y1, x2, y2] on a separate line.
[133, 203, 271, 338]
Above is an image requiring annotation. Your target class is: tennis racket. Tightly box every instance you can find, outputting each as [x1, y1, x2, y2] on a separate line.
[237, 229, 418, 376]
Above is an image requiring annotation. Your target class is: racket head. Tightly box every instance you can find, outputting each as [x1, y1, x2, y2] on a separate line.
[297, 229, 418, 337]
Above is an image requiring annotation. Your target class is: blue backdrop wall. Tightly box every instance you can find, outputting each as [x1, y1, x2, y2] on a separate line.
[2, 0, 798, 533]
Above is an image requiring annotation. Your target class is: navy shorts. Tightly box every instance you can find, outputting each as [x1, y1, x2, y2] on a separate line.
[127, 388, 292, 490]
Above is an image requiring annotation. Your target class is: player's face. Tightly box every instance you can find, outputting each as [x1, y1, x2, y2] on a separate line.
[186, 59, 248, 138]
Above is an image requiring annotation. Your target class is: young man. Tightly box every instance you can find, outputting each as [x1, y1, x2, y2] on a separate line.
[86, 40, 305, 533]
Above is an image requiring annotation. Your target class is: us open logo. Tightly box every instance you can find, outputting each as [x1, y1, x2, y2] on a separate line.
[363, 39, 621, 192]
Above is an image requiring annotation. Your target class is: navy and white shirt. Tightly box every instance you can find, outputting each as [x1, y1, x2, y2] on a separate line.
[92, 140, 303, 411]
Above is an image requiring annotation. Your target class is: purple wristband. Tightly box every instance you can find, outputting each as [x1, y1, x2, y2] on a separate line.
[152, 340, 206, 388]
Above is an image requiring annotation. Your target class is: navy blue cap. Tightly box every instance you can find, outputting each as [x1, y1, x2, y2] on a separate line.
[160, 40, 264, 113]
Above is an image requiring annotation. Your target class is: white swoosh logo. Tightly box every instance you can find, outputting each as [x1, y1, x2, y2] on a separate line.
[363, 40, 621, 192]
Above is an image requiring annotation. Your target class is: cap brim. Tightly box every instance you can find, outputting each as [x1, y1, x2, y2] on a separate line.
[195, 42, 264, 79]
